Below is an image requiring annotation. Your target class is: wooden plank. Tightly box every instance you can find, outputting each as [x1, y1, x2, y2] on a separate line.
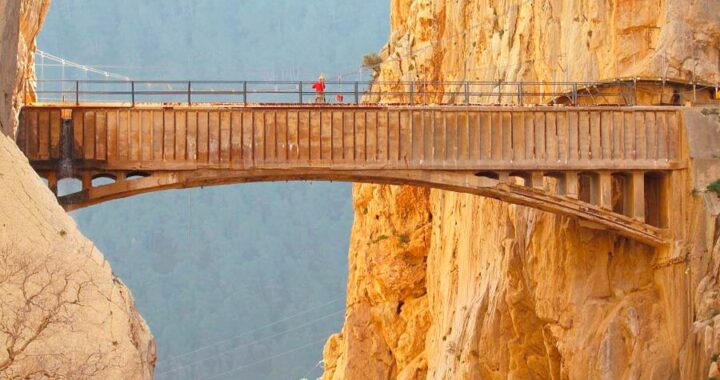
[490, 112, 502, 160]
[513, 111, 526, 161]
[276, 110, 288, 162]
[220, 111, 231, 163]
[612, 112, 624, 159]
[446, 111, 458, 163]
[264, 111, 276, 163]
[344, 110, 356, 162]
[230, 111, 243, 163]
[556, 112, 568, 162]
[95, 111, 107, 161]
[667, 112, 679, 160]
[624, 112, 636, 160]
[50, 110, 62, 160]
[296, 111, 309, 162]
[320, 111, 333, 163]
[186, 111, 198, 161]
[600, 111, 612, 160]
[355, 110, 367, 162]
[197, 111, 209, 163]
[72, 110, 83, 159]
[468, 112, 480, 161]
[377, 110, 389, 162]
[578, 111, 590, 160]
[106, 110, 118, 161]
[130, 110, 141, 161]
[501, 112, 512, 161]
[534, 112, 546, 161]
[298, 111, 322, 162]
[589, 112, 601, 160]
[388, 111, 400, 162]
[38, 110, 50, 160]
[457, 111, 469, 163]
[285, 111, 299, 161]
[523, 112, 535, 160]
[645, 111, 658, 160]
[633, 112, 645, 160]
[152, 111, 163, 161]
[545, 112, 558, 161]
[175, 111, 187, 161]
[253, 111, 265, 165]
[208, 111, 220, 164]
[163, 110, 175, 161]
[434, 110, 446, 163]
[423, 110, 434, 163]
[366, 111, 378, 162]
[241, 111, 254, 165]
[567, 111, 579, 161]
[83, 111, 96, 160]
[399, 110, 411, 164]
[331, 111, 343, 161]
[656, 111, 668, 160]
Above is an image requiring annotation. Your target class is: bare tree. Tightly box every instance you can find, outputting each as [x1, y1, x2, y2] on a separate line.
[0, 246, 113, 379]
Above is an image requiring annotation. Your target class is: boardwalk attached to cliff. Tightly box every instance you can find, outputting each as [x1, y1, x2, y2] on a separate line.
[17, 101, 684, 247]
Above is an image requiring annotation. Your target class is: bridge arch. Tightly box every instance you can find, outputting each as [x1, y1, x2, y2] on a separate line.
[18, 104, 684, 247]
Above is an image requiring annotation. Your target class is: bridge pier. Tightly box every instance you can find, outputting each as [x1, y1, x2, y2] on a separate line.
[630, 172, 646, 222]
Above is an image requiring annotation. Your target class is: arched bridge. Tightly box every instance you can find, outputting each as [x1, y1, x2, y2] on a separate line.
[17, 101, 684, 247]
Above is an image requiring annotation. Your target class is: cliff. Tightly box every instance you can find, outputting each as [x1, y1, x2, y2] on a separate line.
[324, 1, 720, 379]
[0, 1, 155, 378]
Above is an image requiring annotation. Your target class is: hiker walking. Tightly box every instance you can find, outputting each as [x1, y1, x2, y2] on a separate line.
[313, 74, 326, 103]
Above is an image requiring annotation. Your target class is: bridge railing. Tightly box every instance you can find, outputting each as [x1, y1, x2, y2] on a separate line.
[33, 79, 644, 106]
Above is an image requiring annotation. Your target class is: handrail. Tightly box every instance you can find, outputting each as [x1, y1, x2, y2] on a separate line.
[31, 79, 714, 106]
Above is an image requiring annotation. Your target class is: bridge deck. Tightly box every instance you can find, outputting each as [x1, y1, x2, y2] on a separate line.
[17, 103, 685, 247]
[19, 104, 682, 171]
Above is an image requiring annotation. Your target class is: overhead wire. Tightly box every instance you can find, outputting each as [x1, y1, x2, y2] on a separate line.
[157, 297, 342, 367]
[156, 309, 344, 377]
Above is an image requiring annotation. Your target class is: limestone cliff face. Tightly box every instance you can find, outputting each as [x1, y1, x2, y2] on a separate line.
[0, 1, 156, 378]
[324, 1, 720, 379]
[0, 0, 47, 137]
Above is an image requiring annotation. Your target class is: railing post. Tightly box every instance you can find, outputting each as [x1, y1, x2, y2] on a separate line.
[464, 81, 470, 104]
[409, 81, 414, 105]
[517, 83, 523, 105]
[243, 81, 247, 105]
[188, 81, 192, 106]
[131, 81, 135, 106]
[299, 81, 303, 104]
[354, 81, 359, 104]
[572, 83, 578, 106]
[75, 80, 79, 105]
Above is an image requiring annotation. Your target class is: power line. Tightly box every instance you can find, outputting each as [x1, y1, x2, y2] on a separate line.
[157, 298, 342, 366]
[156, 309, 344, 377]
[205, 337, 329, 380]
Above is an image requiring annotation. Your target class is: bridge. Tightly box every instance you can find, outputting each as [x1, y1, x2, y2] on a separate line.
[16, 80, 696, 247]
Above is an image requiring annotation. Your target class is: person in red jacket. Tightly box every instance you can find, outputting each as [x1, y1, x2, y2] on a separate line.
[312, 74, 326, 103]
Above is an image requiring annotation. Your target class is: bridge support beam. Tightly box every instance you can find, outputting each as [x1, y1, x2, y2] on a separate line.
[630, 172, 646, 222]
[599, 172, 613, 210]
[565, 172, 579, 199]
[530, 172, 544, 190]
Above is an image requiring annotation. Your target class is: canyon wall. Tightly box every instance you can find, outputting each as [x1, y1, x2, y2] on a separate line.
[0, 1, 155, 378]
[324, 1, 720, 379]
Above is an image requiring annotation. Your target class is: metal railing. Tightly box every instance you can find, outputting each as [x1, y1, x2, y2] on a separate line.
[33, 79, 646, 106]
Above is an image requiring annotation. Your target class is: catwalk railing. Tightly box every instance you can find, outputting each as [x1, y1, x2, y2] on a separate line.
[35, 80, 650, 106]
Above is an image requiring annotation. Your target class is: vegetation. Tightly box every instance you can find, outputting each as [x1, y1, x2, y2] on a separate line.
[362, 53, 384, 73]
[707, 180, 720, 195]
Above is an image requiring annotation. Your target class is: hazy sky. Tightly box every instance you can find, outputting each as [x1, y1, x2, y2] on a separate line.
[37, 1, 390, 379]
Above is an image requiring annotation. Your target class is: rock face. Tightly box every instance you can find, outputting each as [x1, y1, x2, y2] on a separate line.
[0, 1, 156, 378]
[324, 1, 720, 379]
